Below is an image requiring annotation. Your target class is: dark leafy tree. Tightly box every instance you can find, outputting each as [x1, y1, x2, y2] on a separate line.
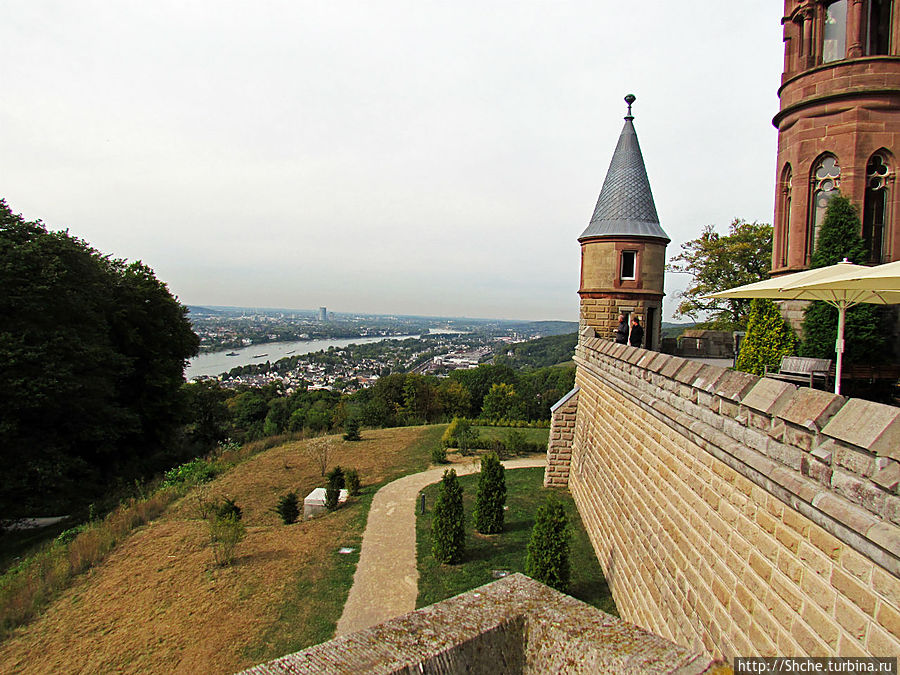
[0, 199, 198, 517]
[525, 496, 570, 592]
[182, 381, 231, 449]
[801, 197, 890, 364]
[667, 219, 773, 329]
[345, 469, 361, 496]
[735, 299, 799, 376]
[431, 469, 465, 564]
[473, 453, 506, 534]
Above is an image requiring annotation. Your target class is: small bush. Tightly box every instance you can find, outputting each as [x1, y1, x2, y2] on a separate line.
[735, 298, 799, 376]
[473, 453, 506, 534]
[345, 469, 361, 496]
[525, 497, 570, 592]
[431, 445, 448, 464]
[325, 466, 345, 511]
[209, 514, 246, 566]
[162, 458, 219, 488]
[431, 469, 465, 564]
[215, 497, 242, 522]
[343, 418, 362, 441]
[275, 492, 300, 524]
[503, 429, 527, 456]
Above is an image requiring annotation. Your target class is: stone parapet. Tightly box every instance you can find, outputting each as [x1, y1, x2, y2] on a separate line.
[569, 339, 900, 659]
[240, 574, 720, 675]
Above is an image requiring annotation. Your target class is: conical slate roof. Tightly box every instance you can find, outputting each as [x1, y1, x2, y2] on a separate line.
[579, 101, 669, 242]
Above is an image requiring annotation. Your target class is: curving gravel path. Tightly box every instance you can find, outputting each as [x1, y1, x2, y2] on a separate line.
[335, 456, 547, 636]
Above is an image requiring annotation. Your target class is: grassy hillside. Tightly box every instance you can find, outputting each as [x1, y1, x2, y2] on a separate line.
[0, 426, 442, 675]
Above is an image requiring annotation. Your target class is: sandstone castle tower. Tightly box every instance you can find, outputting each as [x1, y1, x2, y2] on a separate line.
[578, 95, 669, 351]
[773, 0, 900, 275]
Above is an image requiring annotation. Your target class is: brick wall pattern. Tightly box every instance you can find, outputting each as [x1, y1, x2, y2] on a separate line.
[545, 386, 579, 488]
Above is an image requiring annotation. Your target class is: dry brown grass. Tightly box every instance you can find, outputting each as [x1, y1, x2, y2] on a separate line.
[0, 425, 436, 674]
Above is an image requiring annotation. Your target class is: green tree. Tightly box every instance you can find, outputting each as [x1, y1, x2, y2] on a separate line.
[667, 219, 773, 329]
[525, 496, 571, 592]
[325, 466, 345, 511]
[0, 199, 198, 517]
[481, 383, 526, 421]
[431, 469, 465, 564]
[473, 453, 506, 534]
[182, 380, 231, 449]
[735, 299, 799, 376]
[801, 196, 890, 364]
[343, 417, 362, 441]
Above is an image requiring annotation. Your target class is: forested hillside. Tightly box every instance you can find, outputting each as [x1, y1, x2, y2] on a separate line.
[494, 332, 576, 369]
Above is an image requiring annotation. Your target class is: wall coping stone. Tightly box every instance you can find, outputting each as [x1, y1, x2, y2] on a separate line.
[776, 388, 846, 429]
[240, 574, 719, 675]
[741, 378, 797, 416]
[821, 399, 900, 461]
[550, 386, 580, 414]
[672, 360, 707, 386]
[659, 355, 689, 379]
[873, 463, 900, 492]
[693, 364, 730, 394]
[711, 370, 758, 403]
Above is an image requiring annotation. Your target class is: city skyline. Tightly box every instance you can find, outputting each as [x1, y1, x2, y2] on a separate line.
[2, 2, 784, 321]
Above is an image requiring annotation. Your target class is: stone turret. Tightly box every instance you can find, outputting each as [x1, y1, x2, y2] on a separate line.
[578, 95, 669, 350]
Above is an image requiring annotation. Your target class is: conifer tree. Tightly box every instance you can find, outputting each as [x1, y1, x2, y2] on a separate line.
[525, 496, 570, 592]
[431, 469, 465, 564]
[473, 452, 506, 534]
[735, 299, 799, 376]
[801, 196, 888, 363]
[325, 465, 345, 511]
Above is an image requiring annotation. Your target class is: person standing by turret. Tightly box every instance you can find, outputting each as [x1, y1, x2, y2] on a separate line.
[629, 316, 644, 348]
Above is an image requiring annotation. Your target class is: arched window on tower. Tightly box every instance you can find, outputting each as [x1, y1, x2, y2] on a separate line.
[863, 152, 890, 263]
[808, 155, 841, 261]
[779, 164, 793, 268]
[866, 0, 892, 55]
[823, 0, 848, 63]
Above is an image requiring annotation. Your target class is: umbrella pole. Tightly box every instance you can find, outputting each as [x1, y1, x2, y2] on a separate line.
[834, 304, 846, 395]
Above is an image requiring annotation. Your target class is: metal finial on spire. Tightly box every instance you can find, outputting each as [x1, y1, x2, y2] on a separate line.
[624, 94, 636, 120]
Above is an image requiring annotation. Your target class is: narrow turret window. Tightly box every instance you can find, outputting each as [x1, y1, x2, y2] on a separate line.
[823, 0, 848, 63]
[808, 155, 841, 260]
[866, 0, 892, 55]
[620, 251, 636, 280]
[779, 164, 793, 267]
[863, 153, 889, 263]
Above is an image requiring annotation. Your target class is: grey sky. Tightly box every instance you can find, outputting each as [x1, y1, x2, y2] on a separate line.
[2, 2, 784, 321]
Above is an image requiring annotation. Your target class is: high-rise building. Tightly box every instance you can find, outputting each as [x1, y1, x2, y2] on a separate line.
[318, 306, 328, 322]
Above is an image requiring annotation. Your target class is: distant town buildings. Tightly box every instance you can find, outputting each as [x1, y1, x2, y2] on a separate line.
[318, 306, 328, 322]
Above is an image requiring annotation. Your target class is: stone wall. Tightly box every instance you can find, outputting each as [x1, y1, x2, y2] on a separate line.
[240, 574, 721, 675]
[556, 337, 900, 659]
[545, 386, 578, 487]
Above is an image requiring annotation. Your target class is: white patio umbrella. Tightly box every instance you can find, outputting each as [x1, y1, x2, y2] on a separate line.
[709, 260, 900, 394]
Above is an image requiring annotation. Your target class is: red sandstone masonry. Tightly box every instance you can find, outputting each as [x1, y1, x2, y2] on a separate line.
[555, 340, 900, 660]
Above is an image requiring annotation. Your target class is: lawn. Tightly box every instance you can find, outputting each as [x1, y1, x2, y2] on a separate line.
[0, 424, 445, 675]
[415, 466, 616, 616]
[472, 425, 550, 446]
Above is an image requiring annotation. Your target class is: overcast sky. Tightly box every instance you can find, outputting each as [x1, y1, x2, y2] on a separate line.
[2, 2, 785, 322]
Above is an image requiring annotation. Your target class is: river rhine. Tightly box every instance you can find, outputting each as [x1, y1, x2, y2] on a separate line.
[186, 334, 418, 380]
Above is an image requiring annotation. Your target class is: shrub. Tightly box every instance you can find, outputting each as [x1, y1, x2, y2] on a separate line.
[325, 466, 345, 511]
[525, 496, 570, 592]
[343, 418, 362, 441]
[473, 453, 506, 534]
[431, 445, 448, 464]
[431, 469, 465, 564]
[209, 514, 246, 566]
[345, 469, 361, 496]
[326, 466, 345, 490]
[275, 492, 300, 524]
[503, 429, 527, 456]
[735, 298, 799, 376]
[162, 458, 218, 488]
[215, 497, 242, 522]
